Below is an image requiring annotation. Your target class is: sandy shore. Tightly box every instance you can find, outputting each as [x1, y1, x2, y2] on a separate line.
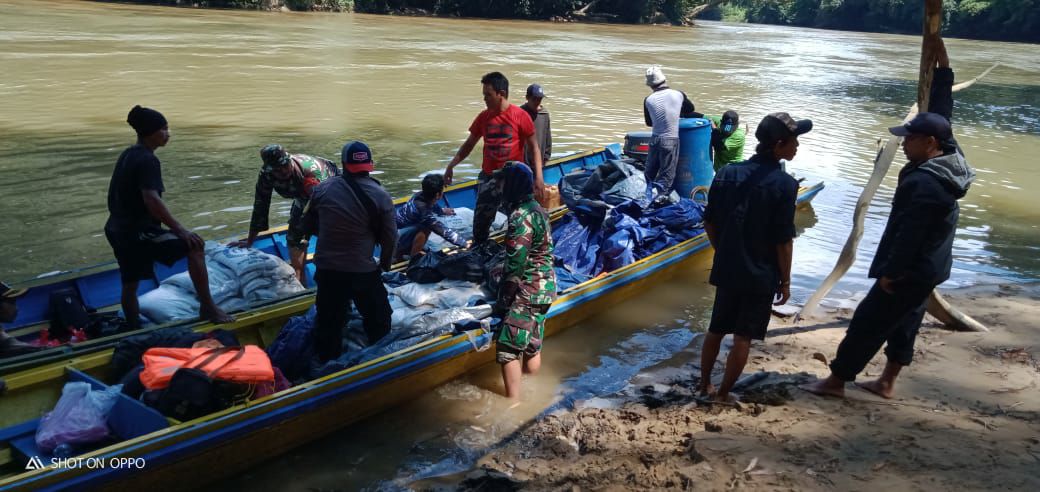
[459, 283, 1040, 491]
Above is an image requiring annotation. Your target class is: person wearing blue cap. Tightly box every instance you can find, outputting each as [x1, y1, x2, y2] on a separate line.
[520, 84, 552, 168]
[230, 144, 339, 285]
[804, 38, 976, 400]
[104, 106, 233, 327]
[301, 140, 397, 362]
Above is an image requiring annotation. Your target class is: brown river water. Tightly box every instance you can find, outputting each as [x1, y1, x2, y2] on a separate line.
[0, 1, 1037, 489]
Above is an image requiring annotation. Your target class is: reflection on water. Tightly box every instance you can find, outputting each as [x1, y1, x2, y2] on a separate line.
[2, 2, 1039, 489]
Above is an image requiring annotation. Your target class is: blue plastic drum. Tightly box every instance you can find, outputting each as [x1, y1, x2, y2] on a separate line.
[673, 118, 713, 201]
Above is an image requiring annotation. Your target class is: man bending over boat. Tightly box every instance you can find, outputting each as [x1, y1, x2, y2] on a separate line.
[493, 162, 557, 399]
[803, 39, 975, 400]
[394, 173, 467, 261]
[104, 106, 234, 328]
[230, 144, 340, 285]
[698, 112, 811, 403]
[643, 65, 700, 202]
[444, 72, 545, 246]
[302, 141, 397, 362]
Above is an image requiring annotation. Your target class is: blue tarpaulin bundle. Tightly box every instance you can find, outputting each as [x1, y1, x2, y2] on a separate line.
[551, 197, 705, 278]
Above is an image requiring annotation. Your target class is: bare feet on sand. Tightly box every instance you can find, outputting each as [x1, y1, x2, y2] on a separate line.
[856, 379, 895, 399]
[801, 375, 846, 398]
[696, 383, 716, 398]
[714, 392, 740, 405]
[200, 304, 235, 324]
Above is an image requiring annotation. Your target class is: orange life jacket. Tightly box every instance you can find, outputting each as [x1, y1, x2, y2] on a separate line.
[139, 345, 275, 390]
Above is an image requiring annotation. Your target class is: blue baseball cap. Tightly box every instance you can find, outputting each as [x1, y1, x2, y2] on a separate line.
[526, 84, 545, 98]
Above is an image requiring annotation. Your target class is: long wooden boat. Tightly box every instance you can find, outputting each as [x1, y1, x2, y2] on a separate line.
[0, 145, 824, 491]
[0, 147, 622, 376]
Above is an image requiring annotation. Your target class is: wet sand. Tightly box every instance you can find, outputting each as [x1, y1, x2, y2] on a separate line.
[455, 283, 1040, 491]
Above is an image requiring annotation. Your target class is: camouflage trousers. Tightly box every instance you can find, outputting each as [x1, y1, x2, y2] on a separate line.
[496, 302, 551, 364]
[473, 172, 503, 244]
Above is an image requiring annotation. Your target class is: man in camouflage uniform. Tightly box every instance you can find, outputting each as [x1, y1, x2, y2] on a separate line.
[231, 144, 339, 285]
[494, 162, 557, 399]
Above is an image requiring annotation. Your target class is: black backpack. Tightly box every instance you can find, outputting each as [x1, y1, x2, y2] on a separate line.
[48, 288, 90, 341]
[156, 347, 249, 421]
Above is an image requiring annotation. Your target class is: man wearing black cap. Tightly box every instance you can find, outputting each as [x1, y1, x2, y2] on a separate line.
[105, 106, 233, 327]
[230, 144, 339, 284]
[520, 84, 552, 168]
[697, 112, 811, 403]
[1, 281, 42, 359]
[302, 140, 396, 362]
[804, 41, 975, 399]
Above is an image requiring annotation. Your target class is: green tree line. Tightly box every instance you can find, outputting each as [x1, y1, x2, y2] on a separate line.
[123, 1, 1038, 43]
[701, 0, 1038, 43]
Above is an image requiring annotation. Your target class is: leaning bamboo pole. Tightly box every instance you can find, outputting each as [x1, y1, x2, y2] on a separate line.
[798, 0, 993, 332]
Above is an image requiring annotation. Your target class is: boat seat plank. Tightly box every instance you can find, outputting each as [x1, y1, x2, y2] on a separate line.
[77, 274, 157, 312]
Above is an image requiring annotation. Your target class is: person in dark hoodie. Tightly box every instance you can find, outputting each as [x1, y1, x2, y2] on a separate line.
[803, 39, 975, 399]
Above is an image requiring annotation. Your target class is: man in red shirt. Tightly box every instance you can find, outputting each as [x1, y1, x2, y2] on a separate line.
[444, 72, 545, 245]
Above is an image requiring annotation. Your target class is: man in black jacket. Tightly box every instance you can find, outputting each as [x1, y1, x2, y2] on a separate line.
[804, 40, 975, 399]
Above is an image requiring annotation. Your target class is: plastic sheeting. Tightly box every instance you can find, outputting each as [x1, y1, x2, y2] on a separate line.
[425, 207, 508, 251]
[138, 243, 305, 324]
[552, 197, 706, 277]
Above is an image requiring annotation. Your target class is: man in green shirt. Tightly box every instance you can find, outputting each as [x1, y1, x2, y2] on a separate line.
[708, 110, 746, 171]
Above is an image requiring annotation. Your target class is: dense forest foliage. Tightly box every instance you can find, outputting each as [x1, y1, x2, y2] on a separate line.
[127, 1, 1038, 43]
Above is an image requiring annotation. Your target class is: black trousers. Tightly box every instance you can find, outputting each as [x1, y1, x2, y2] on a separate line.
[314, 269, 392, 362]
[830, 280, 933, 381]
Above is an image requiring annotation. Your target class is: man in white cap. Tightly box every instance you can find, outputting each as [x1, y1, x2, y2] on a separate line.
[643, 65, 699, 201]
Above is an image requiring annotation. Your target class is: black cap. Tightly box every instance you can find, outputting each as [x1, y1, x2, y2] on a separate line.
[755, 112, 813, 145]
[888, 112, 952, 140]
[126, 105, 167, 137]
[1, 281, 27, 301]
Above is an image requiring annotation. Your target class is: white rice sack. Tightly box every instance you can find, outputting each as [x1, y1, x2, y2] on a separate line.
[391, 283, 441, 307]
[138, 284, 199, 324]
[161, 262, 239, 304]
[209, 246, 282, 278]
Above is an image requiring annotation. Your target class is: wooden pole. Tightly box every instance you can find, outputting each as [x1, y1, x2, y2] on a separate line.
[798, 0, 990, 332]
[917, 0, 944, 112]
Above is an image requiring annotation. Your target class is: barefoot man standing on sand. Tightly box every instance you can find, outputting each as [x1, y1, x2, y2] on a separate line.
[698, 112, 810, 403]
[803, 39, 975, 399]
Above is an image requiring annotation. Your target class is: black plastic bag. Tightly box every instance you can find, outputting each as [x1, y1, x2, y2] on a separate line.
[406, 251, 446, 284]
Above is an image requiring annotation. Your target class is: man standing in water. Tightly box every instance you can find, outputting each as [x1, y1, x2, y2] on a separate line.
[494, 162, 557, 399]
[230, 144, 340, 285]
[104, 106, 233, 327]
[698, 112, 810, 403]
[643, 65, 699, 201]
[803, 40, 975, 399]
[443, 72, 545, 246]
